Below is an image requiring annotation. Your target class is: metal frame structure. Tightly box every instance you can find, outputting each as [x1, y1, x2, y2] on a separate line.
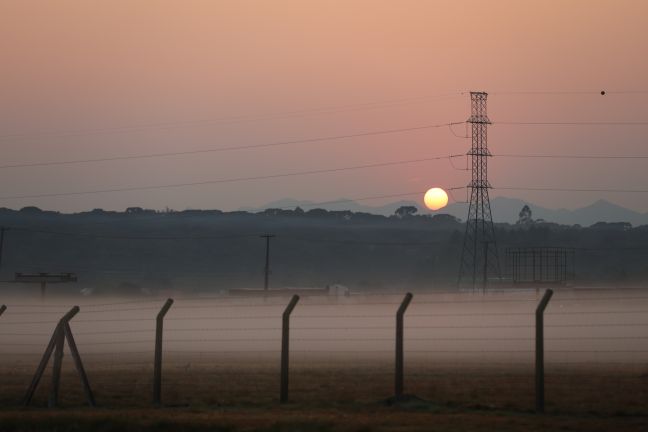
[458, 92, 501, 290]
[506, 247, 575, 285]
[14, 272, 77, 299]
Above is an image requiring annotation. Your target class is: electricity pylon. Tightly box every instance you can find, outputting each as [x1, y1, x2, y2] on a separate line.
[458, 91, 501, 291]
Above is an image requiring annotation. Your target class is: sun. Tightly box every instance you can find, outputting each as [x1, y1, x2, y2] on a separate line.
[424, 187, 449, 211]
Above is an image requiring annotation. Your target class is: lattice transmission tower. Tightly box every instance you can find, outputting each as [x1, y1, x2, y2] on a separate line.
[458, 91, 501, 290]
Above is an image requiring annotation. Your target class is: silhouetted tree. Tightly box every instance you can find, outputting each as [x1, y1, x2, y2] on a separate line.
[19, 206, 42, 214]
[306, 208, 328, 218]
[517, 205, 534, 225]
[126, 207, 144, 214]
[590, 221, 632, 231]
[395, 206, 418, 218]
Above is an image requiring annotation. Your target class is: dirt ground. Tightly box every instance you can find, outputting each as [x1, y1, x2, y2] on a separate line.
[1, 406, 647, 432]
[2, 290, 648, 430]
[1, 358, 647, 431]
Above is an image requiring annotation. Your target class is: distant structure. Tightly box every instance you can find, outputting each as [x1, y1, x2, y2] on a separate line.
[260, 234, 275, 290]
[14, 272, 77, 299]
[506, 247, 575, 286]
[458, 92, 502, 291]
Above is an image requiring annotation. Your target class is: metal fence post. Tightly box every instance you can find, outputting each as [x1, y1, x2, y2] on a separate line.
[395, 293, 413, 398]
[24, 306, 80, 407]
[280, 295, 300, 403]
[535, 289, 553, 414]
[0, 304, 6, 317]
[153, 298, 174, 406]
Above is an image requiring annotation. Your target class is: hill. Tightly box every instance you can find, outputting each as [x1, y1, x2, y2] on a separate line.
[247, 197, 648, 226]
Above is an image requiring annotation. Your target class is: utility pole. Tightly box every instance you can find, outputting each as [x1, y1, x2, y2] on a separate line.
[0, 226, 6, 271]
[482, 241, 490, 294]
[260, 234, 275, 291]
[458, 91, 502, 291]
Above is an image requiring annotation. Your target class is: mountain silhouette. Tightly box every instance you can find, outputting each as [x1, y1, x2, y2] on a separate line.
[248, 197, 648, 226]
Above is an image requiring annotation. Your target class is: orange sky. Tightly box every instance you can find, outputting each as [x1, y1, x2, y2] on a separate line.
[1, 1, 647, 212]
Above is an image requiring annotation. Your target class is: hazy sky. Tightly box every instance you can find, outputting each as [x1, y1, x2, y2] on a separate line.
[1, 0, 647, 213]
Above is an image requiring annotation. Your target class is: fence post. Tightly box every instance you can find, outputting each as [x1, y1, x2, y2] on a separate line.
[48, 322, 66, 407]
[153, 298, 174, 406]
[24, 306, 80, 407]
[280, 295, 300, 403]
[0, 304, 6, 317]
[64, 321, 96, 406]
[395, 292, 413, 398]
[535, 289, 553, 414]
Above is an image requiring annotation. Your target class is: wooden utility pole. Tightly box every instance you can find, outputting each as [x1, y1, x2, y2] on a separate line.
[260, 234, 275, 291]
[482, 241, 490, 293]
[0, 226, 6, 271]
[14, 273, 77, 299]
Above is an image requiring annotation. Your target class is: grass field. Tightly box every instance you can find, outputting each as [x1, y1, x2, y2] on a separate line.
[2, 289, 648, 430]
[1, 358, 647, 431]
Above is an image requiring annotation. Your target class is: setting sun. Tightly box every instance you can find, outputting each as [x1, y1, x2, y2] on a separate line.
[424, 187, 449, 211]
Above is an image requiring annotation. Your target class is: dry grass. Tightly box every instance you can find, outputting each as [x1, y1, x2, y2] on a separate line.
[3, 290, 648, 430]
[1, 357, 647, 431]
[1, 407, 648, 432]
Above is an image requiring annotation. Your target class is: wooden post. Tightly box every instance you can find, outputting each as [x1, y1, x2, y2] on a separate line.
[23, 328, 58, 406]
[24, 306, 79, 407]
[535, 289, 553, 414]
[0, 226, 6, 271]
[280, 295, 299, 403]
[153, 298, 174, 406]
[260, 234, 275, 291]
[64, 322, 96, 406]
[48, 326, 65, 407]
[50, 306, 79, 408]
[395, 293, 413, 398]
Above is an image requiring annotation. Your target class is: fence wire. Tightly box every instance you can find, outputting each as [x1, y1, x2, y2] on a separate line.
[2, 288, 648, 412]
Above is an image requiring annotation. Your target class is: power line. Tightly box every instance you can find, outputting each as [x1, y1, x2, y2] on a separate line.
[496, 186, 648, 193]
[0, 93, 463, 141]
[4, 146, 646, 173]
[279, 237, 443, 246]
[0, 122, 464, 170]
[2, 89, 646, 141]
[0, 155, 464, 200]
[489, 90, 648, 96]
[494, 121, 648, 126]
[495, 154, 648, 160]
[7, 227, 258, 241]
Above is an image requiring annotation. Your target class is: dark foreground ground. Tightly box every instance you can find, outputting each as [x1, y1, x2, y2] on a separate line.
[1, 359, 647, 431]
[1, 405, 647, 432]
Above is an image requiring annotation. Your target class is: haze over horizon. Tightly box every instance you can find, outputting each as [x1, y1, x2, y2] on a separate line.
[6, 194, 648, 227]
[3, 4, 648, 429]
[1, 0, 647, 214]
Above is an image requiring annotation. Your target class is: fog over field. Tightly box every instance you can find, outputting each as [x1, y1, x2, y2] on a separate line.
[1, 288, 645, 363]
[2, 208, 648, 295]
[2, 1, 648, 429]
[2, 287, 648, 408]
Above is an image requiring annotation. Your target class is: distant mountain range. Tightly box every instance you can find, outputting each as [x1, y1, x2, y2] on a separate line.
[245, 197, 648, 226]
